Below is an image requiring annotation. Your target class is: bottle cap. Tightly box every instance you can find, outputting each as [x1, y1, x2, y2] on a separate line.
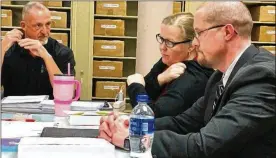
[136, 94, 149, 102]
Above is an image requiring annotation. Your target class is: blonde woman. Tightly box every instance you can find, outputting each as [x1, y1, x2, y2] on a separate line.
[127, 13, 214, 118]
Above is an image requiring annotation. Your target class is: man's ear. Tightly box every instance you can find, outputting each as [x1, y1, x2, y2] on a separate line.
[20, 21, 26, 31]
[188, 44, 195, 53]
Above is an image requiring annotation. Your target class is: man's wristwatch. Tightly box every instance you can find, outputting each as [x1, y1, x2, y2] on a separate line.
[123, 137, 130, 151]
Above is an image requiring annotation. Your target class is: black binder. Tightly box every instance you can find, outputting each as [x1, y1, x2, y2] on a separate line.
[40, 127, 99, 138]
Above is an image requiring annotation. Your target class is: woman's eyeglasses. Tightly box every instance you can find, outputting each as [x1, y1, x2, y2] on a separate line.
[156, 34, 191, 48]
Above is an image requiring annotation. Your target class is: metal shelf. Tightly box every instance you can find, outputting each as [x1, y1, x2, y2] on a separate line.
[93, 56, 136, 60]
[93, 76, 127, 80]
[1, 26, 71, 31]
[1, 5, 71, 10]
[94, 35, 137, 39]
[94, 14, 138, 19]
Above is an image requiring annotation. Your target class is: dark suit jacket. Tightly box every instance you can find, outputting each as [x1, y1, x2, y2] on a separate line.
[152, 45, 276, 158]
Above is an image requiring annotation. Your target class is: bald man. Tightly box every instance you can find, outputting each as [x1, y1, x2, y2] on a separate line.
[98, 2, 276, 158]
[1, 2, 75, 99]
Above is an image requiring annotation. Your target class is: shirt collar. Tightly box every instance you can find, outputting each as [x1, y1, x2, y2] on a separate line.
[222, 43, 251, 86]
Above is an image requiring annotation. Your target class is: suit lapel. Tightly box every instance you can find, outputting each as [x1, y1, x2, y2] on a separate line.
[204, 71, 223, 124]
[225, 45, 259, 88]
[205, 45, 259, 124]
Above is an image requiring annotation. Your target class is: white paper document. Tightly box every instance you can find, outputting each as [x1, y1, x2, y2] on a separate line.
[2, 121, 55, 138]
[18, 137, 115, 158]
[69, 115, 102, 126]
[1, 95, 48, 104]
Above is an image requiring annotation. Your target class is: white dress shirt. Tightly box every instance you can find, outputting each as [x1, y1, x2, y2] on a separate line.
[222, 44, 251, 86]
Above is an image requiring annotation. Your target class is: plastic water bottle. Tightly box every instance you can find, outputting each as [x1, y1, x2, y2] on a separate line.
[129, 94, 154, 157]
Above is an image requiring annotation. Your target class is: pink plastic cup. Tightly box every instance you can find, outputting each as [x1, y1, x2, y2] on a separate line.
[53, 74, 81, 116]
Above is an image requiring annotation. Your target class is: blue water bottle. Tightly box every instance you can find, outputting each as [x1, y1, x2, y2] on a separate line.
[129, 94, 154, 157]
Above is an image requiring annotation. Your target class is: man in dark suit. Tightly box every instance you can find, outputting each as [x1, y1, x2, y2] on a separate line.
[98, 2, 276, 158]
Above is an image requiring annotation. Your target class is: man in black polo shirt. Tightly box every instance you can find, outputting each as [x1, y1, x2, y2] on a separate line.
[1, 2, 76, 99]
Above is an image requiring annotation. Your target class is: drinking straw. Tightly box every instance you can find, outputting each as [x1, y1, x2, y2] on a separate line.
[68, 63, 70, 75]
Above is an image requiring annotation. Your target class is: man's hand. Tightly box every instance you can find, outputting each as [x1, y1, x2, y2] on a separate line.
[158, 62, 186, 86]
[18, 38, 51, 59]
[127, 73, 145, 86]
[99, 113, 130, 148]
[2, 29, 23, 52]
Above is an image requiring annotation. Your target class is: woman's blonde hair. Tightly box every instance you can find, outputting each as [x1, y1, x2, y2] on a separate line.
[162, 12, 195, 41]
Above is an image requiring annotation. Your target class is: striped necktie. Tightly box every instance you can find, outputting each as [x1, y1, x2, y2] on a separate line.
[212, 80, 224, 113]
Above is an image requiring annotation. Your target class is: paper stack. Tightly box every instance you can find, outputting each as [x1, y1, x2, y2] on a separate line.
[18, 137, 115, 158]
[2, 121, 56, 138]
[1, 121, 56, 158]
[40, 100, 112, 113]
[1, 95, 49, 113]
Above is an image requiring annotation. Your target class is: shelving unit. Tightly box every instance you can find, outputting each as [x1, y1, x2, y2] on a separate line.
[243, 1, 275, 54]
[94, 14, 138, 19]
[91, 1, 138, 101]
[94, 35, 137, 39]
[1, 1, 72, 47]
[93, 76, 128, 80]
[243, 1, 276, 5]
[253, 21, 275, 24]
[1, 4, 71, 10]
[93, 56, 136, 60]
[1, 26, 71, 31]
[173, 1, 185, 14]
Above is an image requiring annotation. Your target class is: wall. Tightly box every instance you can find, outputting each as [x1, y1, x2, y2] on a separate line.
[135, 1, 173, 76]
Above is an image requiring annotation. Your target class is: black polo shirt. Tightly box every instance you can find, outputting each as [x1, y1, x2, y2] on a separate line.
[1, 37, 76, 99]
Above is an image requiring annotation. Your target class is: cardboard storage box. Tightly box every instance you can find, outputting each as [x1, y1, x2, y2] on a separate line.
[96, 1, 127, 16]
[93, 60, 123, 77]
[173, 2, 182, 14]
[1, 9, 12, 26]
[94, 40, 124, 57]
[252, 26, 275, 42]
[50, 11, 67, 28]
[1, 31, 8, 40]
[94, 19, 125, 36]
[2, 1, 11, 5]
[42, 1, 63, 7]
[250, 6, 275, 22]
[95, 81, 126, 98]
[50, 33, 68, 46]
[260, 46, 275, 55]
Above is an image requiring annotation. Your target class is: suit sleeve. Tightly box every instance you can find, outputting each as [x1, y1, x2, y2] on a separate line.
[155, 96, 205, 134]
[152, 64, 276, 158]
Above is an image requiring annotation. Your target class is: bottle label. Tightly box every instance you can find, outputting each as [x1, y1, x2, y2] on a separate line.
[130, 117, 154, 136]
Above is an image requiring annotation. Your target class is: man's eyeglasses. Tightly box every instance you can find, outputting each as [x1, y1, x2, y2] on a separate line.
[194, 25, 225, 38]
[156, 34, 191, 48]
[194, 24, 238, 39]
